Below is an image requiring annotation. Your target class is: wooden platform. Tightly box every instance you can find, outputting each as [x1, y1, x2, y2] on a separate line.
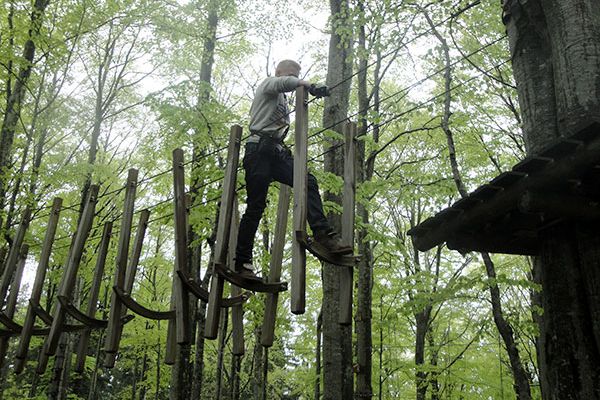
[407, 122, 600, 255]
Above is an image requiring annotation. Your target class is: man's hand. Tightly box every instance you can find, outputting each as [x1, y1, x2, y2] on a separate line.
[308, 83, 331, 98]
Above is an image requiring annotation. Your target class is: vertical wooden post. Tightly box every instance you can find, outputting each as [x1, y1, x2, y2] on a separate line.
[172, 148, 190, 345]
[74, 221, 113, 373]
[104, 169, 138, 367]
[104, 209, 149, 368]
[205, 125, 242, 339]
[15, 198, 61, 374]
[0, 206, 31, 306]
[339, 122, 356, 324]
[164, 281, 177, 366]
[229, 196, 244, 356]
[43, 185, 99, 357]
[0, 244, 29, 369]
[292, 86, 308, 315]
[261, 184, 291, 346]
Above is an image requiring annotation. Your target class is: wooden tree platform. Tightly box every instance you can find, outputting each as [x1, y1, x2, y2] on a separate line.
[408, 121, 600, 255]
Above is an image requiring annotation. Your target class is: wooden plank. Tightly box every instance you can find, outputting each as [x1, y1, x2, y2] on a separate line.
[261, 184, 291, 347]
[172, 148, 190, 344]
[165, 277, 177, 365]
[104, 169, 138, 366]
[15, 198, 61, 374]
[0, 244, 29, 369]
[103, 210, 149, 369]
[0, 206, 31, 307]
[339, 122, 356, 325]
[74, 221, 112, 373]
[292, 86, 308, 315]
[411, 126, 600, 252]
[43, 185, 99, 358]
[205, 125, 242, 339]
[229, 197, 245, 356]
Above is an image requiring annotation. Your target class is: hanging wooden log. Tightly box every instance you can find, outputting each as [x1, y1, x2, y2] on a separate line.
[104, 208, 149, 368]
[339, 122, 357, 325]
[229, 196, 244, 356]
[261, 184, 291, 347]
[0, 206, 31, 306]
[0, 244, 28, 369]
[15, 198, 62, 374]
[74, 221, 113, 373]
[292, 86, 308, 315]
[205, 125, 242, 339]
[41, 184, 99, 362]
[172, 148, 191, 345]
[164, 278, 177, 366]
[104, 169, 138, 367]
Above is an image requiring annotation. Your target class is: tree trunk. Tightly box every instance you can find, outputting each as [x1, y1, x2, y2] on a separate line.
[322, 0, 354, 398]
[315, 311, 322, 400]
[0, 0, 51, 220]
[422, 8, 532, 399]
[504, 1, 600, 398]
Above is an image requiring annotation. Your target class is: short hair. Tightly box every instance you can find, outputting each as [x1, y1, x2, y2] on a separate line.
[276, 60, 301, 76]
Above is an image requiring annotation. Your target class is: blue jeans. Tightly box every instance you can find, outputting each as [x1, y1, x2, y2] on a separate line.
[235, 142, 330, 266]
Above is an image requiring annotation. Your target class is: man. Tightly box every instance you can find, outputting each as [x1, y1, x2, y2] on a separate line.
[235, 59, 352, 279]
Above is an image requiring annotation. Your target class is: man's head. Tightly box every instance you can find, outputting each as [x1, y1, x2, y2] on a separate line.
[275, 60, 301, 77]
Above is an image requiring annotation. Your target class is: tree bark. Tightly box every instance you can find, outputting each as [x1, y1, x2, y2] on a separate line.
[0, 0, 51, 221]
[423, 7, 532, 398]
[504, 1, 600, 398]
[322, 0, 354, 398]
[315, 311, 322, 400]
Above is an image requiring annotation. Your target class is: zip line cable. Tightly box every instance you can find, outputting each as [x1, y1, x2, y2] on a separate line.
[25, 1, 490, 236]
[308, 58, 511, 163]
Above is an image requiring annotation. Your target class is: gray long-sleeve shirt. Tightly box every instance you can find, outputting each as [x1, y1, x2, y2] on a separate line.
[247, 76, 300, 144]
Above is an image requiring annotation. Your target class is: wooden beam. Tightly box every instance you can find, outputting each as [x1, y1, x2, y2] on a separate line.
[261, 184, 291, 347]
[519, 190, 600, 219]
[292, 86, 308, 315]
[104, 209, 149, 368]
[229, 197, 245, 356]
[15, 198, 61, 374]
[0, 244, 28, 369]
[74, 221, 112, 373]
[0, 206, 31, 307]
[172, 149, 191, 344]
[43, 185, 99, 357]
[339, 122, 356, 325]
[410, 124, 600, 252]
[205, 125, 242, 339]
[104, 169, 138, 367]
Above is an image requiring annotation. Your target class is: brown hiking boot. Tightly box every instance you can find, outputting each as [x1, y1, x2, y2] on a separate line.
[235, 262, 263, 281]
[313, 229, 353, 255]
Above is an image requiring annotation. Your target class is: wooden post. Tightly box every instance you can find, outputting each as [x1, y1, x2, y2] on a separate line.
[0, 244, 29, 369]
[292, 86, 308, 315]
[172, 148, 190, 345]
[205, 125, 242, 339]
[74, 221, 113, 373]
[43, 185, 99, 357]
[261, 184, 291, 346]
[164, 280, 177, 365]
[0, 206, 31, 307]
[15, 198, 61, 373]
[104, 209, 149, 368]
[339, 122, 356, 324]
[229, 196, 244, 355]
[104, 169, 138, 366]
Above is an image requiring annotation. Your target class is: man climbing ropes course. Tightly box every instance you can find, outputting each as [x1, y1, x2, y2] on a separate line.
[235, 59, 352, 280]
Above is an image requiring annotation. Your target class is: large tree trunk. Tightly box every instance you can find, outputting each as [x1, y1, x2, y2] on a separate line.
[504, 0, 600, 398]
[322, 0, 354, 398]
